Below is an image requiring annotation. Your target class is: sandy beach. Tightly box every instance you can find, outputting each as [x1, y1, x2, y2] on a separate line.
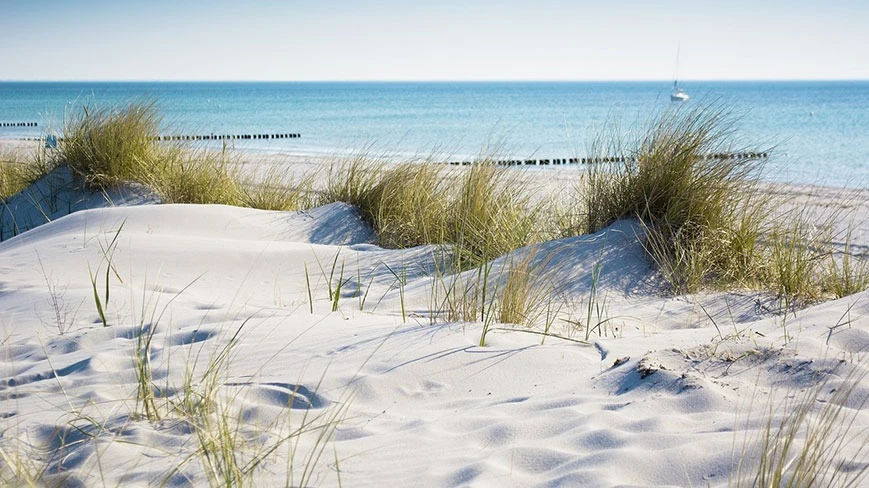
[1, 139, 868, 487]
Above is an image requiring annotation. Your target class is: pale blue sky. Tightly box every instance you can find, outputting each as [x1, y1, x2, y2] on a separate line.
[1, 0, 867, 81]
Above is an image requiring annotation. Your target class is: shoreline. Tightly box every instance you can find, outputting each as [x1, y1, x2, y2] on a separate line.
[5, 137, 869, 195]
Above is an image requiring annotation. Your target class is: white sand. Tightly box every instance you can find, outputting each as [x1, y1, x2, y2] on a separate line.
[1, 148, 867, 486]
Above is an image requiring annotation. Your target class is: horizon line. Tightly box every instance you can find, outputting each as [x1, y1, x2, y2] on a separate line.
[2, 78, 869, 84]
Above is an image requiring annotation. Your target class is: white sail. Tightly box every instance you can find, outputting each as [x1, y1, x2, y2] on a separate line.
[671, 45, 689, 102]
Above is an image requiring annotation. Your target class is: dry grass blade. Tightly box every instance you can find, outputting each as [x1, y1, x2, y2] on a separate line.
[496, 246, 552, 327]
[732, 367, 869, 488]
[242, 165, 317, 211]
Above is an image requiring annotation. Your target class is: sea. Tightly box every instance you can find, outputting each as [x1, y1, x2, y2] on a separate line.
[1, 81, 868, 187]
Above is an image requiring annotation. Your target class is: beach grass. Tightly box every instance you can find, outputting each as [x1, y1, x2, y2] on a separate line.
[320, 157, 539, 270]
[823, 227, 869, 299]
[60, 101, 163, 189]
[0, 147, 52, 200]
[53, 101, 313, 211]
[319, 155, 384, 215]
[495, 246, 550, 327]
[146, 148, 246, 205]
[571, 104, 769, 294]
[731, 367, 869, 488]
[558, 103, 869, 304]
[367, 161, 448, 249]
[51, 99, 864, 320]
[4, 98, 869, 486]
[447, 161, 539, 268]
[0, 156, 33, 200]
[10, 98, 868, 307]
[59, 101, 249, 206]
[241, 165, 318, 211]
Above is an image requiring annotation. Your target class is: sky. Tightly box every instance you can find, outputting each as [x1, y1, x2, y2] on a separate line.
[1, 0, 867, 81]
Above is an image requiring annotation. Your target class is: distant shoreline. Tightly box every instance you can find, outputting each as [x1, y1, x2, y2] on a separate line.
[3, 80, 868, 187]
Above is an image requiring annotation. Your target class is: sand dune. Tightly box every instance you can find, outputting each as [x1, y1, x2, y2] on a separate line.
[0, 160, 867, 486]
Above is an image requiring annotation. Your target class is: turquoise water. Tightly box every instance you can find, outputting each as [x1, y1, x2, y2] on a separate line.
[1, 81, 868, 187]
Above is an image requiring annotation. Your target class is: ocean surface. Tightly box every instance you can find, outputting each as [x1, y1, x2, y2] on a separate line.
[1, 81, 868, 187]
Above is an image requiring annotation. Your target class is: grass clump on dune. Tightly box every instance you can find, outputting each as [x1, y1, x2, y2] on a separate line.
[147, 149, 245, 205]
[368, 161, 448, 249]
[320, 157, 539, 269]
[575, 104, 769, 294]
[60, 101, 162, 189]
[447, 162, 539, 268]
[319, 155, 385, 214]
[0, 148, 52, 200]
[572, 103, 869, 302]
[0, 157, 34, 200]
[59, 101, 246, 205]
[242, 165, 317, 211]
[56, 101, 313, 211]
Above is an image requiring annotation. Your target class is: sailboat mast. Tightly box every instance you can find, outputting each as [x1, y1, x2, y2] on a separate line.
[670, 43, 689, 101]
[673, 43, 681, 86]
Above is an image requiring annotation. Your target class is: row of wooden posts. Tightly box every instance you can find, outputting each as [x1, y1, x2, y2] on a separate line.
[446, 152, 770, 166]
[25, 133, 302, 144]
[156, 133, 301, 141]
[0, 122, 38, 127]
[22, 130, 769, 165]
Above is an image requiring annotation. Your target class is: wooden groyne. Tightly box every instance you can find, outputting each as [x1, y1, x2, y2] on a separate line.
[20, 133, 302, 143]
[156, 133, 301, 141]
[446, 152, 770, 166]
[0, 122, 38, 127]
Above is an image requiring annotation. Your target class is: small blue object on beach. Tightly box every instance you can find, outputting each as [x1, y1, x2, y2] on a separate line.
[45, 135, 57, 149]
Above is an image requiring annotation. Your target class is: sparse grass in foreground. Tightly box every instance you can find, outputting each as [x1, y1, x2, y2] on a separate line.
[731, 367, 869, 488]
[428, 244, 563, 345]
[430, 248, 496, 328]
[824, 228, 869, 299]
[495, 246, 552, 327]
[0, 442, 47, 487]
[571, 256, 617, 341]
[88, 222, 125, 328]
[2, 238, 346, 486]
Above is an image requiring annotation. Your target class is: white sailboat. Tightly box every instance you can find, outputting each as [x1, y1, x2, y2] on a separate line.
[670, 45, 689, 102]
[671, 82, 689, 102]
